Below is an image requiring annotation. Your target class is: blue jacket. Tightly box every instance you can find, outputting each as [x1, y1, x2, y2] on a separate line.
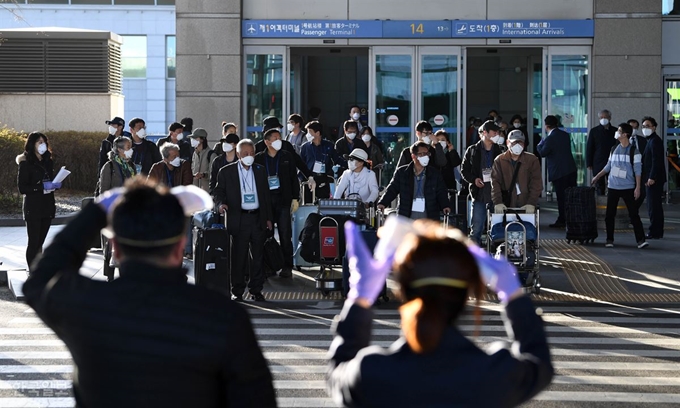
[537, 128, 577, 182]
[327, 296, 554, 407]
[300, 139, 346, 177]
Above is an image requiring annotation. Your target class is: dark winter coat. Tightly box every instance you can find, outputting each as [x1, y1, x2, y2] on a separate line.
[16, 152, 56, 220]
[378, 162, 450, 220]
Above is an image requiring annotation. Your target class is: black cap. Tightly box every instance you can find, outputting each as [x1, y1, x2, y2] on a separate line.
[221, 133, 240, 144]
[262, 116, 283, 132]
[479, 120, 500, 133]
[106, 117, 125, 126]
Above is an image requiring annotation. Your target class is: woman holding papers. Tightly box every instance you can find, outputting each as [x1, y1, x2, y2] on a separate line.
[16, 132, 61, 271]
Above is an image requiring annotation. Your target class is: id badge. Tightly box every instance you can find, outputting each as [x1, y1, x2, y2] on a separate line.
[268, 176, 280, 190]
[482, 168, 492, 183]
[515, 183, 521, 196]
[412, 198, 425, 213]
[243, 193, 256, 203]
[313, 161, 326, 174]
[135, 164, 142, 175]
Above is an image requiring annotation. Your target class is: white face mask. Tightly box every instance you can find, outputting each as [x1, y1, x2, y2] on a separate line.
[439, 141, 448, 149]
[223, 143, 234, 153]
[496, 137, 505, 145]
[600, 118, 609, 126]
[176, 133, 184, 141]
[136, 128, 147, 138]
[190, 138, 200, 148]
[37, 143, 47, 155]
[123, 149, 133, 159]
[361, 134, 372, 143]
[306, 134, 315, 143]
[271, 139, 282, 151]
[351, 112, 360, 120]
[287, 123, 295, 132]
[642, 128, 653, 137]
[346, 132, 356, 140]
[241, 156, 255, 166]
[169, 157, 181, 167]
[513, 122, 521, 129]
[491, 135, 500, 144]
[108, 126, 117, 135]
[417, 156, 430, 167]
[421, 135, 431, 144]
[348, 160, 358, 171]
[614, 132, 621, 140]
[510, 144, 524, 155]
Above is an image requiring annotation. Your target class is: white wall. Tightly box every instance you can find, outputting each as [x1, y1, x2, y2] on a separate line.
[0, 5, 176, 134]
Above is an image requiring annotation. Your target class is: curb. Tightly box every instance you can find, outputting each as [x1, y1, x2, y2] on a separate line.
[0, 212, 77, 227]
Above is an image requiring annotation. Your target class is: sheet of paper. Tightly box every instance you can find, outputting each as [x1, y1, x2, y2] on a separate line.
[52, 166, 71, 183]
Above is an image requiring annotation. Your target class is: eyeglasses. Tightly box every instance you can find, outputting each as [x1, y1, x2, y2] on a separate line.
[421, 131, 433, 136]
[415, 152, 431, 157]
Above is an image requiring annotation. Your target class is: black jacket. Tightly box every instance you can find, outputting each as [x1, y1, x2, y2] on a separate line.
[255, 150, 300, 204]
[131, 138, 162, 176]
[214, 162, 274, 236]
[16, 152, 55, 220]
[157, 136, 193, 162]
[461, 140, 503, 199]
[586, 124, 616, 173]
[642, 133, 666, 183]
[378, 162, 449, 220]
[396, 144, 446, 169]
[22, 204, 276, 408]
[209, 153, 239, 195]
[335, 136, 369, 159]
[255, 139, 313, 178]
[327, 296, 553, 408]
[439, 148, 462, 190]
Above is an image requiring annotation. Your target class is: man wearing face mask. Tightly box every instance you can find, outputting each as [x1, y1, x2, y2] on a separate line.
[301, 121, 344, 199]
[255, 116, 315, 185]
[255, 129, 300, 278]
[215, 140, 274, 301]
[396, 121, 447, 168]
[335, 121, 369, 168]
[461, 120, 504, 245]
[180, 117, 193, 140]
[378, 142, 450, 221]
[586, 110, 617, 195]
[491, 130, 542, 214]
[209, 133, 240, 195]
[148, 143, 193, 188]
[341, 105, 365, 135]
[285, 114, 306, 155]
[99, 117, 129, 173]
[627, 119, 647, 156]
[190, 128, 215, 193]
[129, 117, 162, 176]
[640, 116, 666, 239]
[157, 122, 192, 162]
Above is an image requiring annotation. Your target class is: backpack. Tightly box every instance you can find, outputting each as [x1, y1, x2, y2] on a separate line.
[263, 236, 285, 271]
[609, 144, 636, 169]
[299, 213, 323, 263]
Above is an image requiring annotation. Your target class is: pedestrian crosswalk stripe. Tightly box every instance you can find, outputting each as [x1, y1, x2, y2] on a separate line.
[0, 380, 71, 389]
[0, 365, 72, 374]
[269, 366, 327, 374]
[534, 391, 680, 403]
[0, 329, 55, 335]
[276, 397, 335, 407]
[0, 352, 71, 359]
[0, 398, 75, 407]
[246, 306, 680, 314]
[0, 341, 64, 347]
[8, 318, 43, 324]
[273, 380, 325, 389]
[550, 348, 680, 357]
[553, 375, 680, 386]
[553, 361, 680, 371]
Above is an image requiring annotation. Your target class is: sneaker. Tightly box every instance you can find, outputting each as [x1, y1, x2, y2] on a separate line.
[605, 241, 614, 248]
[637, 241, 649, 249]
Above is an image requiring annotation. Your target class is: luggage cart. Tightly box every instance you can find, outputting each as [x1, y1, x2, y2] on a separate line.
[315, 216, 344, 296]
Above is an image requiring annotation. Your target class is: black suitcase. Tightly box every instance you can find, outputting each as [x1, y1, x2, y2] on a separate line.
[193, 224, 231, 293]
[81, 197, 102, 250]
[565, 186, 598, 243]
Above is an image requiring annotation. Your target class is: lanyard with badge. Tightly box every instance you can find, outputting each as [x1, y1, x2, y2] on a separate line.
[312, 145, 327, 174]
[133, 145, 145, 175]
[482, 149, 493, 183]
[239, 164, 256, 204]
[266, 155, 281, 190]
[611, 145, 629, 179]
[412, 171, 426, 213]
[165, 166, 174, 188]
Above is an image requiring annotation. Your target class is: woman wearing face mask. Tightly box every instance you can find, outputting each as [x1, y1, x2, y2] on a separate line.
[509, 115, 528, 140]
[334, 149, 380, 203]
[327, 218, 553, 407]
[213, 122, 238, 155]
[490, 130, 543, 214]
[99, 136, 136, 194]
[359, 126, 385, 173]
[148, 143, 193, 188]
[16, 132, 62, 271]
[209, 133, 240, 195]
[189, 128, 215, 192]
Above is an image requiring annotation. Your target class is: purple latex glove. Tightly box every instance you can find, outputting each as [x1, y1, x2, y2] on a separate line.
[345, 221, 394, 304]
[53, 182, 62, 189]
[468, 244, 521, 303]
[94, 187, 125, 213]
[42, 181, 56, 190]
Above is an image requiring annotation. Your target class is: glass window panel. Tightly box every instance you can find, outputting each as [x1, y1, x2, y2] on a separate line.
[121, 35, 147, 78]
[246, 54, 283, 142]
[114, 0, 154, 4]
[166, 35, 176, 78]
[27, 0, 69, 4]
[667, 80, 680, 192]
[375, 54, 412, 186]
[663, 0, 679, 15]
[71, 0, 113, 4]
[551, 54, 588, 185]
[157, 0, 175, 4]
[421, 54, 458, 145]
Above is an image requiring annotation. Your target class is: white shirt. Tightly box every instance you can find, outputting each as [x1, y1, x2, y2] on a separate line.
[238, 161, 259, 210]
[334, 167, 379, 203]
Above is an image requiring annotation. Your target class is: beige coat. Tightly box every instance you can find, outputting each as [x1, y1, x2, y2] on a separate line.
[491, 151, 543, 207]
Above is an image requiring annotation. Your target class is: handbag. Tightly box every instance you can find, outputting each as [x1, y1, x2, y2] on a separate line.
[263, 235, 285, 271]
[501, 162, 522, 207]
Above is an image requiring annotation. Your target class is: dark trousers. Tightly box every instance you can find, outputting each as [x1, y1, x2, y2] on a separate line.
[605, 188, 645, 243]
[271, 193, 293, 268]
[646, 182, 665, 237]
[634, 184, 647, 212]
[552, 171, 577, 224]
[230, 213, 266, 296]
[25, 217, 52, 271]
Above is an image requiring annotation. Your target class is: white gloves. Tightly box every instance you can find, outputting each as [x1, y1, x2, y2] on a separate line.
[307, 176, 316, 191]
[494, 204, 507, 214]
[520, 204, 535, 214]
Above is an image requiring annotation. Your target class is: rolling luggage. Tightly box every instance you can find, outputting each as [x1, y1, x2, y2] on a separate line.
[565, 186, 598, 244]
[293, 181, 318, 270]
[193, 215, 231, 293]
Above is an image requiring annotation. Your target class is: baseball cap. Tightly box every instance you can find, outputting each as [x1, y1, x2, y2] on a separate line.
[189, 128, 208, 138]
[106, 117, 125, 126]
[349, 148, 368, 163]
[479, 120, 500, 133]
[507, 130, 525, 142]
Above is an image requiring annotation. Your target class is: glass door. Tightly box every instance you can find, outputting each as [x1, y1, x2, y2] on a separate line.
[417, 47, 462, 152]
[370, 47, 415, 186]
[243, 46, 289, 142]
[665, 78, 680, 199]
[547, 46, 590, 186]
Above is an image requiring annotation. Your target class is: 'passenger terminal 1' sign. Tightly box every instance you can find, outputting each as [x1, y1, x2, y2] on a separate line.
[242, 20, 594, 39]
